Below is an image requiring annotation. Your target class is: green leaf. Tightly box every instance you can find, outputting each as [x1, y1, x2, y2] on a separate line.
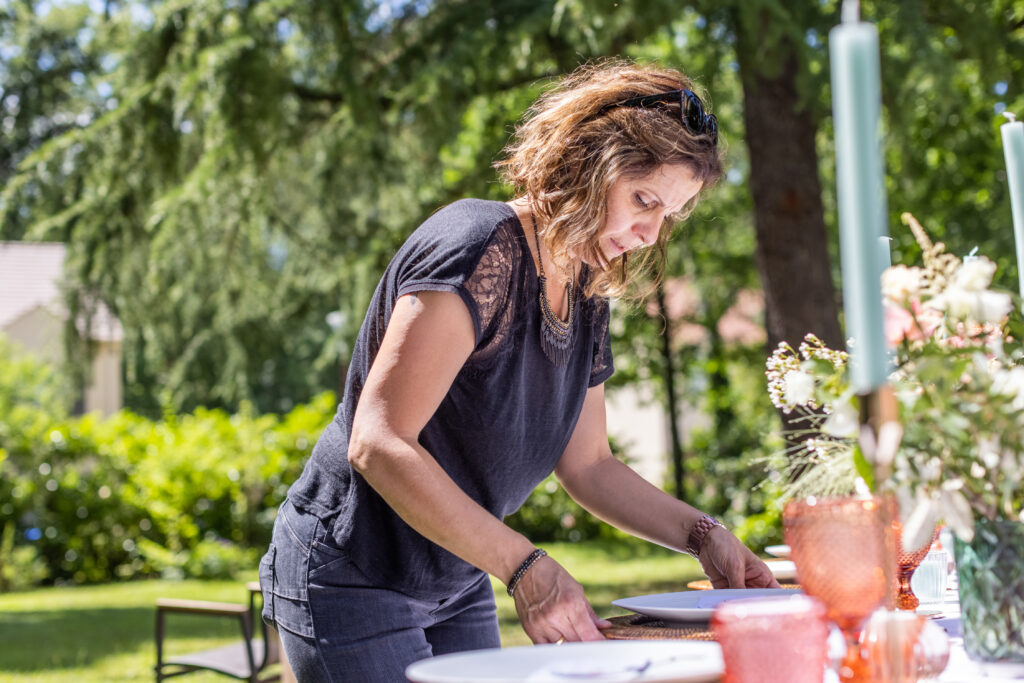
[853, 444, 876, 492]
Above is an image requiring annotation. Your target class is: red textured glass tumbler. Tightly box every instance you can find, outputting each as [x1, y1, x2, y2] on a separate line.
[784, 496, 895, 683]
[712, 595, 829, 683]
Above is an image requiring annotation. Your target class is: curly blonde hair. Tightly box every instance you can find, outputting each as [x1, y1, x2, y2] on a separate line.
[496, 60, 724, 299]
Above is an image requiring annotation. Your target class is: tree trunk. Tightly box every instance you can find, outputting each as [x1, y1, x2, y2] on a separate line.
[656, 283, 686, 499]
[733, 19, 844, 353]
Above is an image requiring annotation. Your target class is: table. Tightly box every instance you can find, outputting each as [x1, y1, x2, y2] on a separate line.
[602, 587, 1024, 682]
[928, 591, 1024, 682]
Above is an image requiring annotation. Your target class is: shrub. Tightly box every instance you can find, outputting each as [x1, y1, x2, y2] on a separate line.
[506, 437, 637, 544]
[0, 336, 335, 589]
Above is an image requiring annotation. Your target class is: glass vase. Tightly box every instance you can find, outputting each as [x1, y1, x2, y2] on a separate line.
[954, 518, 1024, 664]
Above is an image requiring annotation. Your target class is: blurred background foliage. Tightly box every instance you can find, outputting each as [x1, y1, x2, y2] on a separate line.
[0, 338, 330, 588]
[1, 0, 1023, 587]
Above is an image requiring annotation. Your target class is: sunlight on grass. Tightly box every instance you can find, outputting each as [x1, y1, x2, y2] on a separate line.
[0, 543, 703, 680]
[0, 576, 263, 683]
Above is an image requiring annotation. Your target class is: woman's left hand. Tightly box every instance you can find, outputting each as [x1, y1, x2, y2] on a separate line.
[698, 526, 780, 589]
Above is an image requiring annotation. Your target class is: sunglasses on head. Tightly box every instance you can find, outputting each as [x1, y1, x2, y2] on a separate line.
[602, 89, 718, 145]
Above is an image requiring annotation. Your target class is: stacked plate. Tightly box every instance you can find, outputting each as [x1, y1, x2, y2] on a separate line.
[612, 588, 803, 625]
[405, 640, 724, 682]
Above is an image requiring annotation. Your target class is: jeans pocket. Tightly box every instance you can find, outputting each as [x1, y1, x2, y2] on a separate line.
[269, 503, 316, 638]
[258, 543, 276, 627]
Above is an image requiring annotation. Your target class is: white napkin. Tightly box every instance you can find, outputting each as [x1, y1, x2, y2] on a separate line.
[525, 656, 651, 682]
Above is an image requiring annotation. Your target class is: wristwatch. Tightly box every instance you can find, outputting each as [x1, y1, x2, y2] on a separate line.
[686, 514, 724, 557]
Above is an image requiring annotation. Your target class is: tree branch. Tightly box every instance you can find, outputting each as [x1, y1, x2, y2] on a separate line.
[290, 83, 344, 104]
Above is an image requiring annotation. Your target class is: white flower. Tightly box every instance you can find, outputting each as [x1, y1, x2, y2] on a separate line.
[896, 385, 921, 410]
[822, 402, 858, 438]
[940, 488, 975, 542]
[930, 286, 974, 319]
[976, 290, 1013, 324]
[942, 477, 965, 491]
[929, 287, 1012, 324]
[988, 334, 1006, 360]
[783, 370, 815, 406]
[1003, 450, 1021, 479]
[881, 265, 923, 304]
[991, 366, 1024, 410]
[920, 457, 943, 482]
[901, 490, 939, 552]
[953, 256, 997, 292]
[970, 462, 986, 478]
[978, 438, 1001, 469]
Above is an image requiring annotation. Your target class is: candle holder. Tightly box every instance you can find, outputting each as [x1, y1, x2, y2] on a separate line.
[857, 385, 899, 487]
[856, 385, 903, 680]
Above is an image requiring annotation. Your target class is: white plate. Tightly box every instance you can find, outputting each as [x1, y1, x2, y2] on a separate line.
[405, 640, 723, 683]
[765, 544, 791, 558]
[612, 588, 803, 624]
[765, 560, 798, 581]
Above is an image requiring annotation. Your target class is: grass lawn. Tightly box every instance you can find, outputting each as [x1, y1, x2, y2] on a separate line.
[0, 540, 704, 682]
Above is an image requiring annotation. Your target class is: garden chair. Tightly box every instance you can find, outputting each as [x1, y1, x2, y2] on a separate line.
[155, 582, 284, 682]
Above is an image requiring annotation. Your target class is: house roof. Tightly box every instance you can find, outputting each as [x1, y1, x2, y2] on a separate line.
[0, 241, 123, 343]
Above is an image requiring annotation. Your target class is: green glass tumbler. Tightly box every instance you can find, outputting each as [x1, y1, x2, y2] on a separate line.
[954, 518, 1024, 663]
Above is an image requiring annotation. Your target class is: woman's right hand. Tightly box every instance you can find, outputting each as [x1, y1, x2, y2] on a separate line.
[511, 555, 610, 643]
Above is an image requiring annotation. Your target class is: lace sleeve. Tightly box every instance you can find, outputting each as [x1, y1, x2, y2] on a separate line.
[588, 297, 614, 386]
[460, 216, 521, 361]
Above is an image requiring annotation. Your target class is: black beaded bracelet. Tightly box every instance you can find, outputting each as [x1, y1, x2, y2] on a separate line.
[506, 548, 548, 597]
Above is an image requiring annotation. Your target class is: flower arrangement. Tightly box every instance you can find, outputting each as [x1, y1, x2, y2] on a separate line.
[765, 213, 1024, 549]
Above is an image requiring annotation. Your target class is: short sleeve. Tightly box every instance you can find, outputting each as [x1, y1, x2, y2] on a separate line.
[588, 297, 614, 387]
[391, 200, 512, 346]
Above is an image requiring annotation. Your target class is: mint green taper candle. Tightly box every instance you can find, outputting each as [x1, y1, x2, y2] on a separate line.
[830, 0, 889, 392]
[1002, 112, 1024, 307]
[877, 236, 892, 270]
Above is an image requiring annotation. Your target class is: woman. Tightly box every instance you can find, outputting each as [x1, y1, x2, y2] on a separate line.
[260, 61, 778, 682]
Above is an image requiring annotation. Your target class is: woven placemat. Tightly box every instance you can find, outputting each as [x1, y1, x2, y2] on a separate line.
[603, 613, 716, 641]
[686, 579, 800, 590]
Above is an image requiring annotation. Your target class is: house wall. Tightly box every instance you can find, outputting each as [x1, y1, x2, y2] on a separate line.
[605, 383, 668, 486]
[4, 307, 64, 366]
[84, 340, 122, 417]
[4, 306, 123, 417]
[604, 382, 713, 490]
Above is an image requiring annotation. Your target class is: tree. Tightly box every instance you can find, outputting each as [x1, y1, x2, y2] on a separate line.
[4, 2, 1023, 507]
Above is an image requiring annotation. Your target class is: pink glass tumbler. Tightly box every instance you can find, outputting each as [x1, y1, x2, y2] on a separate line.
[784, 496, 896, 682]
[712, 594, 830, 683]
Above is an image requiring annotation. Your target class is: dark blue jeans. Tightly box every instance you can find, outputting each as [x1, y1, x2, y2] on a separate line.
[259, 500, 500, 682]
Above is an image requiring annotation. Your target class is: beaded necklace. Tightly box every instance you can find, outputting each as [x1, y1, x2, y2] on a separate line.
[531, 213, 576, 367]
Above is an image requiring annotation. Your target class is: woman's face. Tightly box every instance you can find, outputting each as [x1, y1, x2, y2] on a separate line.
[588, 164, 703, 267]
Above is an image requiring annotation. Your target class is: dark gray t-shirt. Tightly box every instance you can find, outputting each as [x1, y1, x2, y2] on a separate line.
[287, 199, 613, 598]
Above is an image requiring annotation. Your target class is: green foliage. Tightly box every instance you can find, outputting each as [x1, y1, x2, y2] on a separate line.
[875, 0, 1024, 279]
[0, 522, 50, 592]
[0, 342, 334, 587]
[3, 0, 757, 416]
[0, 339, 654, 588]
[4, 0, 1024, 570]
[505, 475, 627, 544]
[0, 335, 71, 419]
[730, 505, 783, 552]
[686, 344, 784, 542]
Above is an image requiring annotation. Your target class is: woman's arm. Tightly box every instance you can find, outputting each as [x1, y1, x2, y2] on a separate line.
[554, 383, 779, 589]
[348, 290, 606, 642]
